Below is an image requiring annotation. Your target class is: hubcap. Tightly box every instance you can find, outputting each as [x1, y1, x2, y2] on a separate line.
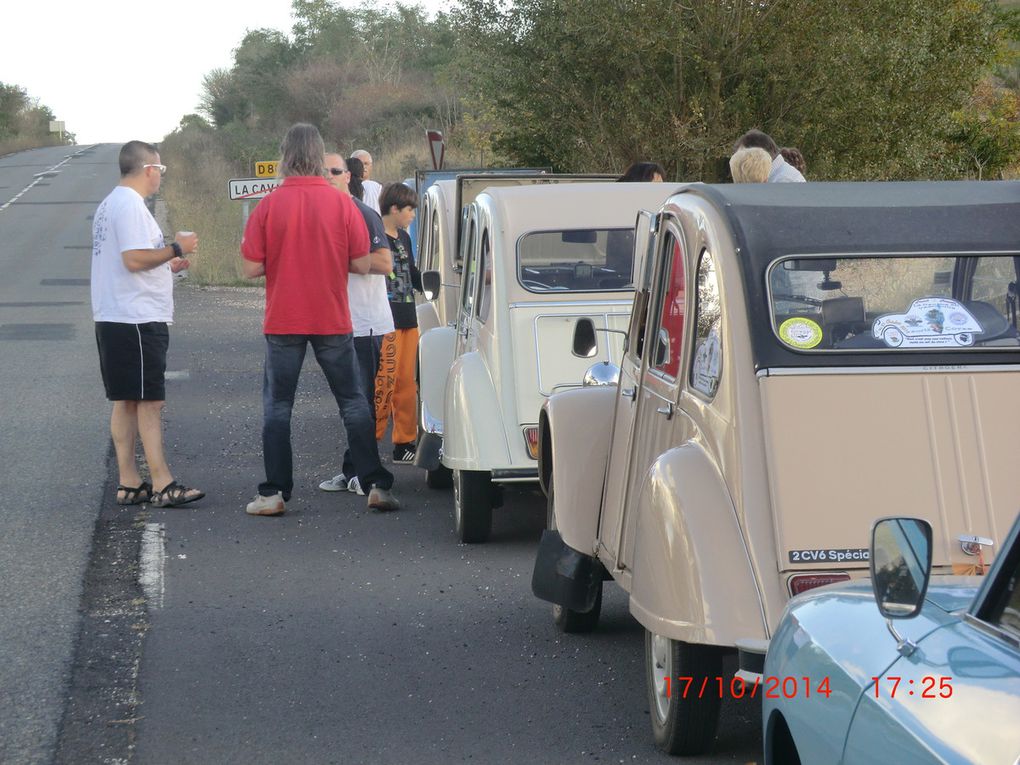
[651, 633, 672, 722]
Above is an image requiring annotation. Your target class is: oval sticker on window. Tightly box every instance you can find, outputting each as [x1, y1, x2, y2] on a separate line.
[779, 318, 823, 349]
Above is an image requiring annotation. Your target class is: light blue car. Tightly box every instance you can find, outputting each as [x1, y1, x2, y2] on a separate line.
[763, 513, 1020, 764]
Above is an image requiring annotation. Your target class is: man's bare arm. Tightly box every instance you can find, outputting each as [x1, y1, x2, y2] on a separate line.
[368, 247, 393, 275]
[241, 258, 266, 279]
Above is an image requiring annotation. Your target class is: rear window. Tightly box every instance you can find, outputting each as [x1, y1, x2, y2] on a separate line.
[768, 254, 1020, 352]
[518, 228, 634, 292]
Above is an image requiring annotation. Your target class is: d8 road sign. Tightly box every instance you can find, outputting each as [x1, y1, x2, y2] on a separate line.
[255, 161, 278, 178]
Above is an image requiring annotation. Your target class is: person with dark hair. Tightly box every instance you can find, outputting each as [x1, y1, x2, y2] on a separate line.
[241, 123, 399, 515]
[375, 182, 422, 462]
[618, 161, 666, 182]
[733, 129, 805, 182]
[346, 156, 366, 201]
[318, 153, 394, 495]
[351, 149, 382, 213]
[780, 147, 807, 178]
[91, 140, 203, 508]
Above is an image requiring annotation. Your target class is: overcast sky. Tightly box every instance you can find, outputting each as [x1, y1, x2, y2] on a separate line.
[2, 0, 452, 145]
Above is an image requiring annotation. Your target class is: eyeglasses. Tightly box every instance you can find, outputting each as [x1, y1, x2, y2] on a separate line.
[328, 168, 349, 176]
[144, 163, 167, 175]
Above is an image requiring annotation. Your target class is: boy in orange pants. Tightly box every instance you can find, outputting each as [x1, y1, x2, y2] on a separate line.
[375, 183, 421, 461]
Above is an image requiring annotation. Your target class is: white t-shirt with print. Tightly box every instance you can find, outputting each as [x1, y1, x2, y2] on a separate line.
[91, 186, 173, 323]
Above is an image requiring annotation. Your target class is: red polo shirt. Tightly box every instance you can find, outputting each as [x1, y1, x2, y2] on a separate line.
[241, 176, 370, 334]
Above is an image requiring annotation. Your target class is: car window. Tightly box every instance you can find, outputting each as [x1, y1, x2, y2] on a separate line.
[518, 228, 634, 292]
[461, 217, 478, 316]
[428, 205, 440, 272]
[418, 197, 432, 270]
[649, 232, 686, 379]
[690, 250, 722, 398]
[985, 543, 1020, 640]
[768, 254, 1020, 352]
[478, 230, 492, 324]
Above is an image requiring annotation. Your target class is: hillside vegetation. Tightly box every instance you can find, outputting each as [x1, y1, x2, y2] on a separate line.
[0, 82, 70, 156]
[159, 0, 1020, 284]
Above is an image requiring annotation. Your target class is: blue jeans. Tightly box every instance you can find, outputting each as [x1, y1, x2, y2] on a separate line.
[341, 333, 384, 478]
[260, 334, 393, 500]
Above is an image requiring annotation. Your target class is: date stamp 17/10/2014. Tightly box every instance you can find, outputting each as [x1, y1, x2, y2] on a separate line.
[665, 676, 954, 700]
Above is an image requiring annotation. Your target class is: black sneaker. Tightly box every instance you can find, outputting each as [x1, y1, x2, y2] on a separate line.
[392, 442, 416, 462]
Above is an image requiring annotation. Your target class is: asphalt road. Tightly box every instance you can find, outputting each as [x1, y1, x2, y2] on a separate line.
[0, 144, 762, 764]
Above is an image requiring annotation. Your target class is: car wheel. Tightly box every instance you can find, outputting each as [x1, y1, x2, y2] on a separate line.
[546, 476, 603, 632]
[426, 464, 454, 489]
[954, 332, 973, 346]
[645, 631, 723, 756]
[453, 469, 492, 543]
[881, 326, 903, 347]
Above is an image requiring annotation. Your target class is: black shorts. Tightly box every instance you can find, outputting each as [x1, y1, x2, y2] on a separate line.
[95, 321, 169, 401]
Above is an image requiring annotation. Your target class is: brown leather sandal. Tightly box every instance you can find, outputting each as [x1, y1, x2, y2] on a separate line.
[151, 481, 205, 508]
[116, 482, 152, 506]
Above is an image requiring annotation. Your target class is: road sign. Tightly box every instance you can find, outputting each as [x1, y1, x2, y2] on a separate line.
[426, 130, 445, 170]
[228, 178, 281, 201]
[254, 161, 278, 178]
[49, 120, 65, 133]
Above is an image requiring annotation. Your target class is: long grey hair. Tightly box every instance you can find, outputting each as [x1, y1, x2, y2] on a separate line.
[279, 123, 325, 177]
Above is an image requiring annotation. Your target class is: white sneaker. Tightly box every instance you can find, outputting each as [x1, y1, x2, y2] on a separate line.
[367, 485, 400, 512]
[319, 473, 348, 492]
[346, 476, 366, 496]
[246, 492, 285, 516]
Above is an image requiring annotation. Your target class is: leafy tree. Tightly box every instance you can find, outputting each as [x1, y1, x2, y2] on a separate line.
[453, 0, 1007, 180]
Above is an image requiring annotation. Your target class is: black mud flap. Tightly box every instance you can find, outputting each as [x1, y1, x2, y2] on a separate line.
[414, 432, 443, 471]
[531, 529, 603, 612]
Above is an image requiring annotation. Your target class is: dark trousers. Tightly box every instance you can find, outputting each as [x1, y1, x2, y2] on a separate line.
[260, 333, 393, 500]
[342, 333, 384, 478]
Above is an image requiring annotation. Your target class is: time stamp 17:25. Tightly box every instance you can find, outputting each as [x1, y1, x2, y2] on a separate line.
[664, 676, 954, 699]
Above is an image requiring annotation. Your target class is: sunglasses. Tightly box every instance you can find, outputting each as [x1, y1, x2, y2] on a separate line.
[143, 163, 167, 175]
[328, 168, 349, 176]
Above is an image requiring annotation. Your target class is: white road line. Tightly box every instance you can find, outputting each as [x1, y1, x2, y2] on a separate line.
[139, 522, 166, 610]
[0, 150, 83, 213]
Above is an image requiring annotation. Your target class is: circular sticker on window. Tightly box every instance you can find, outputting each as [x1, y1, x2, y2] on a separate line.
[779, 318, 823, 349]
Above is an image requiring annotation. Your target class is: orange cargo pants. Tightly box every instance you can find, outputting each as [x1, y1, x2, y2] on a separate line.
[374, 328, 419, 444]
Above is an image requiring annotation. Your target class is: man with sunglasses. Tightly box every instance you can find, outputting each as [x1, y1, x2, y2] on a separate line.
[91, 140, 204, 509]
[318, 153, 393, 495]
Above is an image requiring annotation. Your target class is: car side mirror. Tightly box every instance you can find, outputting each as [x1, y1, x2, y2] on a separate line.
[422, 270, 441, 302]
[871, 517, 933, 620]
[572, 317, 598, 358]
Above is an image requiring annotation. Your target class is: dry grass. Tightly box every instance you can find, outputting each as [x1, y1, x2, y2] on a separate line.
[0, 135, 63, 157]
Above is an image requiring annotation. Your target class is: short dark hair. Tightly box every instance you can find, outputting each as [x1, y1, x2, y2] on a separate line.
[780, 147, 807, 176]
[379, 182, 417, 215]
[618, 161, 666, 182]
[734, 129, 779, 158]
[119, 140, 158, 176]
[279, 123, 325, 177]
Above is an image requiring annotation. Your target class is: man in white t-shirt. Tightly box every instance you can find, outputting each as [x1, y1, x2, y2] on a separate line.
[351, 149, 383, 214]
[91, 140, 203, 509]
[319, 153, 394, 494]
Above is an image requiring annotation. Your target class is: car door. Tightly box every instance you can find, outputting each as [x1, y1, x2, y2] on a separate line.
[842, 522, 1020, 764]
[599, 216, 686, 572]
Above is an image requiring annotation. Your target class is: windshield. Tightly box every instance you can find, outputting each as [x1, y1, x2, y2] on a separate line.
[518, 228, 634, 292]
[768, 254, 1020, 352]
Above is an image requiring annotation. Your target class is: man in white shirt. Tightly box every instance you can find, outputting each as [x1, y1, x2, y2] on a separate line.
[91, 140, 203, 508]
[319, 153, 394, 494]
[732, 129, 806, 183]
[351, 149, 383, 213]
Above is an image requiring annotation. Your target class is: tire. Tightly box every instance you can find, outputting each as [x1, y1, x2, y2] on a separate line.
[426, 464, 454, 489]
[547, 476, 602, 632]
[454, 469, 492, 543]
[645, 631, 723, 756]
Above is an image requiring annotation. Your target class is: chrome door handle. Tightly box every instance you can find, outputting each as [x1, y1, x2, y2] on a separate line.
[655, 402, 674, 419]
[622, 387, 636, 401]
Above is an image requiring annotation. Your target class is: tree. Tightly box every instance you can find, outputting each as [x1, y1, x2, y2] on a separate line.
[453, 0, 1006, 180]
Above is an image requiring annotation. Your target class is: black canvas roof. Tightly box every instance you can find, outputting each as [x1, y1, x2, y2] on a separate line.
[679, 181, 1020, 369]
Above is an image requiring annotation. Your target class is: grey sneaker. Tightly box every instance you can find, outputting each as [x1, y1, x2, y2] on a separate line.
[319, 473, 349, 492]
[246, 492, 285, 516]
[367, 485, 400, 512]
[346, 475, 366, 496]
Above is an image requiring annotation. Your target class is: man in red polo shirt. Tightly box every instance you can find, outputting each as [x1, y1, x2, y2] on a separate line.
[241, 123, 398, 515]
